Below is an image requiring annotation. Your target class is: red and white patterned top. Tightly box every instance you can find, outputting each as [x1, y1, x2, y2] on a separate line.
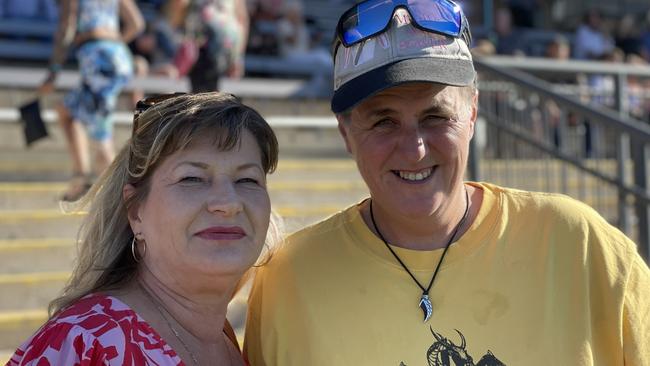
[6, 293, 184, 366]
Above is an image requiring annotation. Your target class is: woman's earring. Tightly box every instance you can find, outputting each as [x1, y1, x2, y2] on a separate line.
[131, 233, 146, 262]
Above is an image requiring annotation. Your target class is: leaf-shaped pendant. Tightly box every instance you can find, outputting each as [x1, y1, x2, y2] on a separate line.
[419, 294, 433, 322]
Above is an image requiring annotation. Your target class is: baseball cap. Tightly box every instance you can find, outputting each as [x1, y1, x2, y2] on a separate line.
[331, 7, 476, 113]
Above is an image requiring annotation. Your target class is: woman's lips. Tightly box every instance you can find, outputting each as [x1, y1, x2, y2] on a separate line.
[196, 226, 246, 240]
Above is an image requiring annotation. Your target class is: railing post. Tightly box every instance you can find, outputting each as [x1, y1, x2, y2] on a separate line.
[469, 125, 481, 182]
[631, 139, 650, 261]
[617, 135, 631, 235]
[614, 72, 633, 240]
[614, 72, 629, 117]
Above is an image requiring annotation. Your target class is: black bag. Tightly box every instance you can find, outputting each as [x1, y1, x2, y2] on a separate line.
[18, 98, 49, 146]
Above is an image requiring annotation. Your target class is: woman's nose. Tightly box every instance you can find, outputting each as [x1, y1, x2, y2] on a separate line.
[206, 182, 244, 216]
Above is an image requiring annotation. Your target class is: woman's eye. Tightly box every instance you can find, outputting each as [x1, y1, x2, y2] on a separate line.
[179, 176, 203, 183]
[237, 177, 260, 185]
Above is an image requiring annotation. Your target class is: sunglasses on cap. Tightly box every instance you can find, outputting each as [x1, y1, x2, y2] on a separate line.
[335, 0, 470, 48]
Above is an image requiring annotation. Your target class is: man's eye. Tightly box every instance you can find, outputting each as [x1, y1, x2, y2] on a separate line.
[425, 115, 447, 122]
[423, 115, 449, 125]
[372, 119, 394, 128]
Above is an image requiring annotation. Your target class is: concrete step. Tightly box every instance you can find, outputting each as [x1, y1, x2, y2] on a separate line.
[0, 310, 46, 352]
[0, 239, 75, 274]
[0, 272, 69, 311]
[0, 210, 84, 239]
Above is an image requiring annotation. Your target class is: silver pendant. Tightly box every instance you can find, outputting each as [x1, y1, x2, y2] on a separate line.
[419, 294, 433, 322]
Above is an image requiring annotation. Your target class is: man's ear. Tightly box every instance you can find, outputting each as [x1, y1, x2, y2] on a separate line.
[336, 114, 353, 155]
[468, 89, 479, 139]
[123, 184, 142, 231]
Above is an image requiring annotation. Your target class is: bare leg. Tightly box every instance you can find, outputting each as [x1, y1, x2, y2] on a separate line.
[57, 104, 91, 175]
[57, 104, 92, 201]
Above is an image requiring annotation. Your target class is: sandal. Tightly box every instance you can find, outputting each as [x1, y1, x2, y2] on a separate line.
[60, 173, 93, 202]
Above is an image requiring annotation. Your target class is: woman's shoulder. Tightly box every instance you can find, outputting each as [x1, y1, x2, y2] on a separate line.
[7, 294, 181, 365]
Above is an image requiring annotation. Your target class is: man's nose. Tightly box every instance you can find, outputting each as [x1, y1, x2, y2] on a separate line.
[399, 126, 428, 161]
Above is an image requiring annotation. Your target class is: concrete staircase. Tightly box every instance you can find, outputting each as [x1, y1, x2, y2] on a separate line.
[0, 104, 368, 361]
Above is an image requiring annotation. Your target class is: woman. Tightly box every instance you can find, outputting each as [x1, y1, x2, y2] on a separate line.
[7, 92, 281, 365]
[39, 0, 144, 201]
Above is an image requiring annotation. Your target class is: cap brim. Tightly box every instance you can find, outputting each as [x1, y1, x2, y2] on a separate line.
[331, 57, 475, 113]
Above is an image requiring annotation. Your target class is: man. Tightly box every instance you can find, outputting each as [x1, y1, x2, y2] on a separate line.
[244, 1, 650, 365]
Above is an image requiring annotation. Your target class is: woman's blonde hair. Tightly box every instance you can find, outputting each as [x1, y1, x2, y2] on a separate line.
[50, 92, 280, 315]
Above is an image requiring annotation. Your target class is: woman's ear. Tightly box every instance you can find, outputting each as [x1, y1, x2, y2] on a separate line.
[123, 184, 142, 230]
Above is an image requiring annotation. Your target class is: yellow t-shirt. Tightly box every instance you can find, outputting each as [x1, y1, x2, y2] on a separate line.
[244, 182, 650, 366]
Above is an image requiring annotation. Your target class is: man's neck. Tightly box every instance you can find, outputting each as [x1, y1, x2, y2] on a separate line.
[361, 185, 481, 251]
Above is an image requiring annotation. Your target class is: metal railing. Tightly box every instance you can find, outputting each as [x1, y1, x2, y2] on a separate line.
[470, 57, 650, 261]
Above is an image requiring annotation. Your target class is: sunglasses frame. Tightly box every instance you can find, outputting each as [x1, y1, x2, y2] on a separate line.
[132, 92, 187, 135]
[333, 0, 470, 55]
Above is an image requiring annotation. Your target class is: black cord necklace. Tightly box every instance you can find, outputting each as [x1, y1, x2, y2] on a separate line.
[369, 187, 470, 323]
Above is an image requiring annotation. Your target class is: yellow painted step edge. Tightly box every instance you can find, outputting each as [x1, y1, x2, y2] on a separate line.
[0, 309, 48, 330]
[0, 238, 74, 251]
[0, 210, 86, 221]
[0, 272, 70, 285]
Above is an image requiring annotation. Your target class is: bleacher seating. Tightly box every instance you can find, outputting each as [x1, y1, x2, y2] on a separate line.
[0, 0, 570, 88]
[0, 18, 57, 61]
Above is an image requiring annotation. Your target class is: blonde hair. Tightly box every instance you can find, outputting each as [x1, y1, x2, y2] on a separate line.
[50, 92, 280, 315]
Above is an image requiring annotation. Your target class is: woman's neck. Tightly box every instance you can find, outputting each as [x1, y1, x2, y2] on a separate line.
[137, 270, 233, 342]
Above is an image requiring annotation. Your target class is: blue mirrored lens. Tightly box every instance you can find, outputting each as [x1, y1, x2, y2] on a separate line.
[409, 0, 461, 36]
[341, 0, 394, 46]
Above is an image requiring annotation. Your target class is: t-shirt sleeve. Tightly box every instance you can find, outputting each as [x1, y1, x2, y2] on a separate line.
[243, 269, 267, 366]
[622, 253, 650, 366]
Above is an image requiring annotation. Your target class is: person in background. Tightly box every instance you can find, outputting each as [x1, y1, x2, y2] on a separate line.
[129, 0, 190, 105]
[574, 8, 615, 60]
[640, 9, 650, 63]
[615, 14, 642, 58]
[542, 35, 574, 149]
[493, 7, 525, 56]
[276, 1, 332, 90]
[244, 1, 650, 364]
[131, 0, 191, 80]
[38, 0, 144, 201]
[506, 0, 539, 28]
[188, 0, 249, 92]
[7, 92, 281, 365]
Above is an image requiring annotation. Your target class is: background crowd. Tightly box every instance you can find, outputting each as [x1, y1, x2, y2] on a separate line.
[2, 0, 650, 123]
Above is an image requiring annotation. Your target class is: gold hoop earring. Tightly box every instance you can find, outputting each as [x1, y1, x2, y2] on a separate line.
[131, 234, 146, 263]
